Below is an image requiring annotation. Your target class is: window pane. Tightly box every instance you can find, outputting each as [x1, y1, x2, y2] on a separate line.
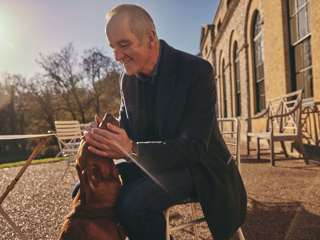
[256, 67, 262, 81]
[234, 57, 241, 116]
[253, 13, 266, 113]
[296, 71, 304, 91]
[236, 93, 241, 116]
[236, 51, 240, 59]
[258, 81, 265, 96]
[257, 81, 266, 112]
[254, 41, 259, 61]
[222, 64, 228, 117]
[303, 39, 312, 68]
[260, 37, 264, 63]
[294, 42, 303, 71]
[290, 16, 298, 43]
[294, 39, 312, 72]
[297, 0, 307, 8]
[260, 95, 266, 111]
[259, 82, 266, 109]
[305, 4, 310, 33]
[235, 63, 240, 82]
[289, 0, 296, 16]
[261, 34, 265, 59]
[298, 6, 309, 39]
[253, 14, 262, 37]
[303, 68, 313, 98]
[254, 38, 264, 65]
[296, 69, 313, 98]
[288, 0, 312, 98]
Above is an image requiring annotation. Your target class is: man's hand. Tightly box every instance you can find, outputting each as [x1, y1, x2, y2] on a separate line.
[84, 123, 133, 159]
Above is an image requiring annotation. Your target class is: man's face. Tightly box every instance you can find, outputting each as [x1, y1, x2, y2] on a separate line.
[106, 17, 151, 76]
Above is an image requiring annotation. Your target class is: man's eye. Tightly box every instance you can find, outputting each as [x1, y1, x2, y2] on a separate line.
[120, 43, 129, 48]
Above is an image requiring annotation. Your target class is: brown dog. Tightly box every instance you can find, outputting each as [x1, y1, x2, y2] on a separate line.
[58, 113, 125, 240]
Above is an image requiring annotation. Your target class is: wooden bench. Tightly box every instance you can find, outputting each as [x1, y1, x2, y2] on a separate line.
[246, 90, 304, 166]
[54, 120, 82, 179]
[164, 118, 245, 240]
[300, 100, 320, 163]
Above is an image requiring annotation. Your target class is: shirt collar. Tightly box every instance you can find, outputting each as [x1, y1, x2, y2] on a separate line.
[136, 42, 162, 84]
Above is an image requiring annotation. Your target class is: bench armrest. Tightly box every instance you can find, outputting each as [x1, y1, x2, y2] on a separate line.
[245, 106, 269, 122]
[270, 101, 302, 119]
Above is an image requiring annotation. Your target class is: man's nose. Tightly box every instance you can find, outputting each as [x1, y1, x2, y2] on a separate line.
[114, 49, 124, 62]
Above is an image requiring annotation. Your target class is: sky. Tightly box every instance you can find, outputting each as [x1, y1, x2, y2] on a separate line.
[0, 0, 218, 78]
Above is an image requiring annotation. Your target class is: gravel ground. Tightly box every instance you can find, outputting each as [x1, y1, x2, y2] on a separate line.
[0, 158, 320, 240]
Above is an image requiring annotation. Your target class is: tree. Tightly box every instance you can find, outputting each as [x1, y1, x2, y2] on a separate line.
[28, 74, 57, 130]
[0, 73, 29, 134]
[37, 43, 86, 122]
[0, 74, 32, 157]
[81, 48, 118, 115]
[0, 43, 123, 162]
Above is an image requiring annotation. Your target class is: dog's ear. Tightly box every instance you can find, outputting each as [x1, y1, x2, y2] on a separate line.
[95, 115, 102, 125]
[103, 113, 119, 127]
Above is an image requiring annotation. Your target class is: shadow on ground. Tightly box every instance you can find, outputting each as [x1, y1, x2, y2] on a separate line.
[242, 198, 320, 240]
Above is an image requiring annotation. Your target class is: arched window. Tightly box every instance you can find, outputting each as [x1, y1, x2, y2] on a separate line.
[213, 63, 219, 117]
[217, 20, 222, 32]
[252, 12, 266, 113]
[288, 0, 313, 97]
[222, 59, 228, 117]
[233, 42, 241, 116]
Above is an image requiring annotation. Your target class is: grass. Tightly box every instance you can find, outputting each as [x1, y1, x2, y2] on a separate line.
[0, 157, 66, 169]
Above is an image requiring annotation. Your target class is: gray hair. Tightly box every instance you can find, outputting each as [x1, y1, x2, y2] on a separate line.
[106, 4, 157, 42]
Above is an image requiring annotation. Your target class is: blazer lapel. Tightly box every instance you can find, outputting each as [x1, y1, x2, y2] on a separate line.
[121, 40, 179, 139]
[155, 73, 176, 137]
[155, 40, 178, 137]
[121, 74, 140, 139]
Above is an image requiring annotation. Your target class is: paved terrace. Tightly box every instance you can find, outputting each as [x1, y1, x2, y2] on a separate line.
[0, 156, 319, 240]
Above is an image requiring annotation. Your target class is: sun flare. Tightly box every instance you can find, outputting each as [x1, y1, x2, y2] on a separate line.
[0, 22, 14, 50]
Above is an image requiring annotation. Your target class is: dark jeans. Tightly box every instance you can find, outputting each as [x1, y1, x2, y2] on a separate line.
[72, 162, 196, 240]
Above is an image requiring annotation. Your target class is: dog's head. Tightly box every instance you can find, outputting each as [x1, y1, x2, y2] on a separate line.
[75, 113, 122, 209]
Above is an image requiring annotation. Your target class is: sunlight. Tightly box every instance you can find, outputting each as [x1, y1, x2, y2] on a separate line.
[0, 21, 14, 50]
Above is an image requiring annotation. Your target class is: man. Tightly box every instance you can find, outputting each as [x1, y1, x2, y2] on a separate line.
[84, 4, 247, 240]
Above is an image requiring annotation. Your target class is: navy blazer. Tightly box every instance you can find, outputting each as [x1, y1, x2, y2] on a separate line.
[119, 40, 247, 240]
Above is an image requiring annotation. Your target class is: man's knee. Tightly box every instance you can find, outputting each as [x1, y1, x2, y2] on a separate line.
[116, 185, 143, 223]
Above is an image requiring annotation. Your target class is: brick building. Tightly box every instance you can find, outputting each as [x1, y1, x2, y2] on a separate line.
[200, 0, 320, 142]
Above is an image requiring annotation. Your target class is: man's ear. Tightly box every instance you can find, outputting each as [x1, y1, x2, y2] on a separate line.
[148, 31, 156, 48]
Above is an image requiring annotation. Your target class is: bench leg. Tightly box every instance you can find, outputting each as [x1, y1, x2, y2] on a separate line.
[298, 140, 309, 165]
[257, 138, 260, 160]
[270, 138, 275, 166]
[280, 141, 289, 158]
[164, 209, 171, 240]
[247, 136, 251, 155]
